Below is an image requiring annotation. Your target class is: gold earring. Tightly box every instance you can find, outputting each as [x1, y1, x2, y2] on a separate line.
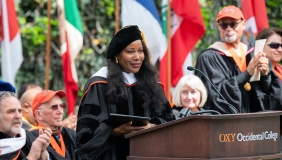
[115, 57, 118, 64]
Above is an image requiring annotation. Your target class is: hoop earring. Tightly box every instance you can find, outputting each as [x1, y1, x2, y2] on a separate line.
[115, 58, 118, 64]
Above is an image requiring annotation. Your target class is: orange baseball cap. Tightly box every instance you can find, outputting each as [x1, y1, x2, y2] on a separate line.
[216, 5, 245, 21]
[32, 90, 66, 115]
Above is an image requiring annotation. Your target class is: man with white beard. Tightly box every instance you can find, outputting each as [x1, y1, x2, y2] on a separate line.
[0, 91, 52, 159]
[195, 5, 282, 114]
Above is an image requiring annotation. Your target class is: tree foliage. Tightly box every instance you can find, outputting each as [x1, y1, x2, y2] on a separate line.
[7, 0, 282, 106]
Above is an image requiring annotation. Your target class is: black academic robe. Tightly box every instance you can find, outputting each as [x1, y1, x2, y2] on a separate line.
[28, 127, 77, 160]
[75, 76, 175, 160]
[22, 119, 31, 131]
[195, 46, 282, 114]
[0, 131, 34, 160]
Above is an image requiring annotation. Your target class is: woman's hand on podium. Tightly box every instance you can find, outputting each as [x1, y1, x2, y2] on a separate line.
[111, 121, 146, 136]
[145, 123, 156, 129]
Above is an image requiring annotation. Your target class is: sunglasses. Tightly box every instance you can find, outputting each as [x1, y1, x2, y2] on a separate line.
[218, 20, 243, 30]
[51, 103, 66, 110]
[267, 42, 282, 49]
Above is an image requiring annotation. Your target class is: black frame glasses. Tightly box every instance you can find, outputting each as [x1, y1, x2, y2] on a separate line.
[218, 20, 243, 30]
[267, 42, 282, 49]
[51, 103, 66, 110]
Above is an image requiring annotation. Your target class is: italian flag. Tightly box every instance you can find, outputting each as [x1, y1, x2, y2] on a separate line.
[57, 0, 83, 115]
[160, 0, 205, 97]
[1, 0, 23, 86]
[160, 0, 169, 95]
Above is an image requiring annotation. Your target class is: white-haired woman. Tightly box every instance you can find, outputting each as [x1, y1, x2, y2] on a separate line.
[172, 75, 208, 119]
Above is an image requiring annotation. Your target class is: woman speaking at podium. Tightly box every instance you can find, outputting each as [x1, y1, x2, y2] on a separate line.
[75, 25, 175, 160]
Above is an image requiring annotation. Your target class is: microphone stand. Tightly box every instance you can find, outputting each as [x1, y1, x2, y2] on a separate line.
[187, 66, 239, 114]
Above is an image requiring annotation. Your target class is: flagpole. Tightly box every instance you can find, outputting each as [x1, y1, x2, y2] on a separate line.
[45, 0, 52, 89]
[115, 0, 120, 32]
[167, 1, 172, 101]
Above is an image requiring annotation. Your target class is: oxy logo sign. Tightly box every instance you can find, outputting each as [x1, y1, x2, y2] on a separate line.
[219, 133, 236, 142]
[237, 131, 278, 142]
[219, 131, 278, 143]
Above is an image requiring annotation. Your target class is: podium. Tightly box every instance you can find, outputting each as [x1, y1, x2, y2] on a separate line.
[126, 111, 282, 160]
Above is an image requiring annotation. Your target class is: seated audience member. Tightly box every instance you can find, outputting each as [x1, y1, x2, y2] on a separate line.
[0, 91, 51, 160]
[18, 83, 77, 130]
[172, 75, 208, 119]
[18, 83, 42, 99]
[31, 90, 77, 160]
[20, 88, 42, 130]
[255, 28, 282, 81]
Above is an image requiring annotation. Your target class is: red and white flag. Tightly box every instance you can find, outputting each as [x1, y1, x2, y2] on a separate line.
[58, 0, 83, 114]
[241, 0, 268, 35]
[160, 0, 205, 95]
[0, 0, 23, 86]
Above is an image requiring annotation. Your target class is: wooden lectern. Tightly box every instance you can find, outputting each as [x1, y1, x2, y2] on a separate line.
[126, 111, 282, 160]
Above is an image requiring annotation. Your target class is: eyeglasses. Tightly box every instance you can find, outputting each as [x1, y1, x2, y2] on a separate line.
[26, 103, 32, 108]
[51, 103, 66, 110]
[218, 20, 243, 30]
[267, 42, 282, 49]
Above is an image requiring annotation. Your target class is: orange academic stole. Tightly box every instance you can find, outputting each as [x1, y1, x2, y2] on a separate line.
[50, 133, 66, 157]
[12, 149, 21, 160]
[225, 43, 251, 91]
[225, 43, 246, 72]
[31, 124, 66, 157]
[273, 64, 282, 80]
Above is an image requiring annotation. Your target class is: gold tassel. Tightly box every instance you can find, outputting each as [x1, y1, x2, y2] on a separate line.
[244, 82, 251, 91]
[139, 30, 152, 64]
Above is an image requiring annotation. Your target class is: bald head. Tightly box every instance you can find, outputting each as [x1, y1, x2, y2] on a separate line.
[20, 88, 42, 126]
[20, 88, 42, 105]
[18, 83, 42, 99]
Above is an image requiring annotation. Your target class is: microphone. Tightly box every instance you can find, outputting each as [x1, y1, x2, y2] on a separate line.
[190, 110, 221, 115]
[187, 66, 239, 114]
[179, 108, 190, 118]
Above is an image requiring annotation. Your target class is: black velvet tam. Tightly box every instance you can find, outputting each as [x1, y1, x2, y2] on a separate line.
[106, 25, 142, 59]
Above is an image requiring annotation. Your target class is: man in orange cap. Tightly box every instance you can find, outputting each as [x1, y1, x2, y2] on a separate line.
[195, 5, 282, 114]
[18, 83, 77, 131]
[31, 90, 77, 160]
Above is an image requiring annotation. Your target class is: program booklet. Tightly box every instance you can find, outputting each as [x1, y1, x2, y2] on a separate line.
[107, 113, 151, 127]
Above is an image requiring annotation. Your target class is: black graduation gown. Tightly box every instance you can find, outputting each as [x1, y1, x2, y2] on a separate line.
[75, 76, 175, 160]
[28, 127, 77, 160]
[195, 46, 282, 114]
[22, 120, 31, 131]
